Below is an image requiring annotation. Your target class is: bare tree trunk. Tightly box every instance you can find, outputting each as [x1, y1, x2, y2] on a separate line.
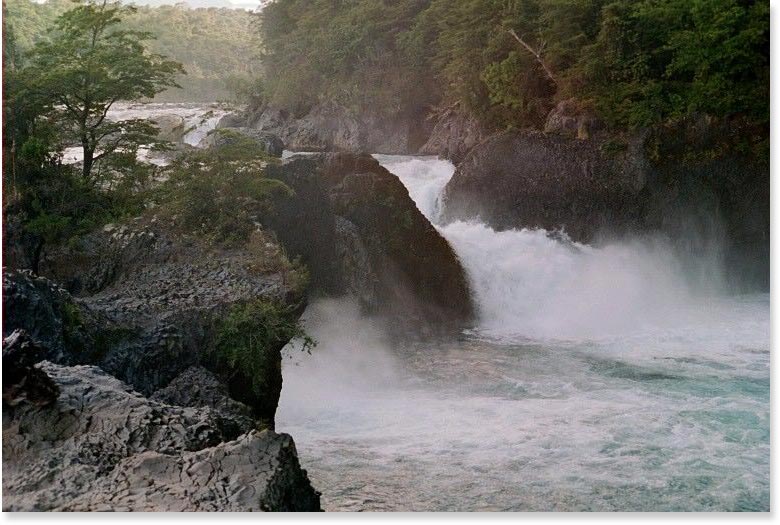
[508, 29, 557, 85]
[82, 142, 95, 183]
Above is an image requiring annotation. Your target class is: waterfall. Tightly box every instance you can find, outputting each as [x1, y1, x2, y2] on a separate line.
[375, 154, 737, 343]
[277, 154, 769, 512]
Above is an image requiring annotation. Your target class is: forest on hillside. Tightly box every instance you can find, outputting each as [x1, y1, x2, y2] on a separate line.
[4, 0, 262, 101]
[259, 0, 769, 131]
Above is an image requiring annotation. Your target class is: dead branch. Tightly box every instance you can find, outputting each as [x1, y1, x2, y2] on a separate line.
[508, 28, 557, 85]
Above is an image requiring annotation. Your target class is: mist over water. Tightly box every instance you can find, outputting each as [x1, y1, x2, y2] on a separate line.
[277, 155, 769, 511]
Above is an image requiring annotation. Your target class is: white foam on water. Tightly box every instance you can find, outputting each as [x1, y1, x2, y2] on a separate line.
[276, 155, 770, 511]
[60, 103, 230, 165]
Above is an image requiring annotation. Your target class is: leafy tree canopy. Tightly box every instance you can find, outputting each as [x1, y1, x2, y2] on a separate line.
[259, 0, 768, 130]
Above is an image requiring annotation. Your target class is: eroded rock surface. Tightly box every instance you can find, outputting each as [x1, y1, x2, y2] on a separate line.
[2, 362, 319, 511]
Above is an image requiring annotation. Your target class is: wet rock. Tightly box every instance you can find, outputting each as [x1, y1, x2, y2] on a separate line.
[2, 362, 320, 511]
[442, 118, 769, 290]
[441, 130, 647, 243]
[265, 153, 474, 334]
[418, 104, 491, 164]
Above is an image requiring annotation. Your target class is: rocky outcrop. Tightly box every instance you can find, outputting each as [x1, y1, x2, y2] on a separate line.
[152, 114, 187, 143]
[441, 130, 648, 242]
[3, 222, 322, 511]
[2, 270, 107, 365]
[442, 118, 769, 290]
[543, 98, 604, 140]
[240, 103, 430, 155]
[418, 104, 491, 164]
[199, 127, 284, 157]
[2, 362, 320, 511]
[30, 224, 304, 424]
[264, 153, 474, 334]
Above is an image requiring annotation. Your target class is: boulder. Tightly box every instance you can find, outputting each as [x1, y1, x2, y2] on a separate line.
[2, 362, 320, 511]
[152, 114, 187, 143]
[418, 104, 491, 164]
[217, 111, 247, 129]
[265, 154, 474, 334]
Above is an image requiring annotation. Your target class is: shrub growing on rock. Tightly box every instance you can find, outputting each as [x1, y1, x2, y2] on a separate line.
[155, 135, 293, 246]
[214, 299, 314, 424]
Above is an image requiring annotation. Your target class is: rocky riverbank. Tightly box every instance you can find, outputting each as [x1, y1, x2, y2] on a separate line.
[3, 217, 321, 510]
[441, 116, 769, 290]
[3, 122, 478, 510]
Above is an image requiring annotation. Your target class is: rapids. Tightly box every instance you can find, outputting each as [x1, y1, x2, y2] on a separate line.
[276, 154, 769, 511]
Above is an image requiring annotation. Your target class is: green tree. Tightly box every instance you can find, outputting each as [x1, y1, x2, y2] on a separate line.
[21, 0, 184, 182]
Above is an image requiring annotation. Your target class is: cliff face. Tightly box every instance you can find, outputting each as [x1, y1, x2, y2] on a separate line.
[238, 103, 431, 155]
[3, 352, 319, 511]
[2, 220, 321, 511]
[441, 118, 769, 290]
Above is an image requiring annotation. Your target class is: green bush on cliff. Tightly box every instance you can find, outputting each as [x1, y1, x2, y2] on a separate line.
[155, 136, 293, 245]
[214, 299, 315, 398]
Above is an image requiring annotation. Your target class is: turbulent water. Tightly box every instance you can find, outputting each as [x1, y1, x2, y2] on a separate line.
[277, 154, 769, 512]
[61, 102, 229, 164]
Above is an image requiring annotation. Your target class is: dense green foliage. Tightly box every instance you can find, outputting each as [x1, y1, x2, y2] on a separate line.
[215, 299, 314, 398]
[3, 1, 264, 268]
[3, 1, 161, 267]
[260, 0, 769, 129]
[4, 0, 262, 102]
[155, 133, 292, 245]
[20, 1, 183, 180]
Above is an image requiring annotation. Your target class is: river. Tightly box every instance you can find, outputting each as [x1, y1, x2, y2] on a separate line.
[276, 154, 770, 511]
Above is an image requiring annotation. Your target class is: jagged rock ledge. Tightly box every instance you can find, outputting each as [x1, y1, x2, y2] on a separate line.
[3, 218, 321, 511]
[2, 348, 319, 511]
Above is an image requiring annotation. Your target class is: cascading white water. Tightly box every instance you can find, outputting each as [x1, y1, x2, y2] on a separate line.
[61, 102, 230, 165]
[377, 154, 738, 343]
[277, 155, 769, 511]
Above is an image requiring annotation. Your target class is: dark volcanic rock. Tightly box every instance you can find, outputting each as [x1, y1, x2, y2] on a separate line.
[151, 366, 255, 440]
[2, 330, 60, 407]
[442, 119, 769, 290]
[2, 270, 106, 364]
[2, 206, 41, 272]
[2, 362, 320, 511]
[266, 154, 474, 334]
[442, 130, 648, 243]
[33, 223, 305, 423]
